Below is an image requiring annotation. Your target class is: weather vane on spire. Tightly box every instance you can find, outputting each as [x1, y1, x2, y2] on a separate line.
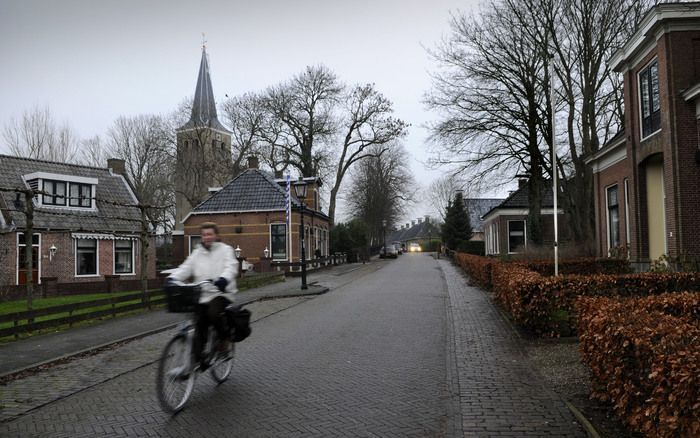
[201, 32, 207, 50]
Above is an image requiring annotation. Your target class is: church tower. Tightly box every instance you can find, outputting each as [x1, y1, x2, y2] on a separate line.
[175, 47, 232, 230]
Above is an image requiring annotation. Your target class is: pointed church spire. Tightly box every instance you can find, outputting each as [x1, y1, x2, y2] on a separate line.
[179, 47, 230, 133]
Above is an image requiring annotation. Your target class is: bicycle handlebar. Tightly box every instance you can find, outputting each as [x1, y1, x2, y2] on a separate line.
[167, 279, 214, 288]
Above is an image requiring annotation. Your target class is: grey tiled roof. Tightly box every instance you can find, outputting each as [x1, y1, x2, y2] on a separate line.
[465, 198, 504, 232]
[483, 180, 560, 219]
[192, 169, 302, 213]
[0, 155, 142, 233]
[178, 48, 231, 133]
[388, 220, 440, 243]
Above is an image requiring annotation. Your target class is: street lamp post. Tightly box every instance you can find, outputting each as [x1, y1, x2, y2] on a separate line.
[293, 177, 308, 290]
[382, 219, 387, 257]
[548, 52, 559, 277]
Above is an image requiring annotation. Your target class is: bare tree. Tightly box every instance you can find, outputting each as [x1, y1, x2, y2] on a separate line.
[3, 106, 80, 163]
[78, 135, 109, 167]
[427, 0, 656, 245]
[327, 83, 409, 224]
[346, 143, 416, 245]
[426, 1, 550, 244]
[262, 65, 342, 178]
[220, 92, 267, 175]
[107, 115, 175, 232]
[536, 0, 656, 242]
[426, 174, 471, 221]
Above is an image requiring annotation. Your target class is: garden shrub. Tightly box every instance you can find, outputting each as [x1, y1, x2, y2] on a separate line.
[453, 253, 495, 288]
[454, 253, 700, 335]
[577, 293, 700, 437]
[515, 258, 632, 276]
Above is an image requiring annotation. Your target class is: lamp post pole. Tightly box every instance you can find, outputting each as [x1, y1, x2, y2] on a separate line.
[300, 202, 308, 289]
[293, 177, 308, 290]
[549, 52, 559, 277]
[382, 219, 387, 257]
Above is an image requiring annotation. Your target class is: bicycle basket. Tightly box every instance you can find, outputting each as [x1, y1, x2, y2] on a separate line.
[165, 284, 201, 313]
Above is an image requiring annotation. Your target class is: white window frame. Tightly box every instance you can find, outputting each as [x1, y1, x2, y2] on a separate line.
[42, 179, 67, 206]
[75, 238, 100, 277]
[605, 184, 620, 253]
[113, 239, 136, 275]
[624, 179, 631, 251]
[638, 58, 661, 140]
[68, 182, 94, 208]
[507, 220, 527, 254]
[188, 235, 201, 255]
[269, 223, 288, 261]
[16, 232, 41, 285]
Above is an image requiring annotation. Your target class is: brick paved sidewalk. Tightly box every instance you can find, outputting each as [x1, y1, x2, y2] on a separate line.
[439, 259, 586, 437]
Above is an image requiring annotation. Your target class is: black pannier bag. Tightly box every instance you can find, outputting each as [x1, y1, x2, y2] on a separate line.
[165, 284, 200, 313]
[226, 305, 252, 342]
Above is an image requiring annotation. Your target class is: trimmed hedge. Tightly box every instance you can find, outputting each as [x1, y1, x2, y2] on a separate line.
[492, 265, 700, 335]
[577, 293, 700, 437]
[452, 253, 700, 335]
[453, 253, 495, 289]
[515, 258, 632, 276]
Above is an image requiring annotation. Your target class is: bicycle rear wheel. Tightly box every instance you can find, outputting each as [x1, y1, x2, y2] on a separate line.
[156, 334, 195, 413]
[210, 340, 234, 383]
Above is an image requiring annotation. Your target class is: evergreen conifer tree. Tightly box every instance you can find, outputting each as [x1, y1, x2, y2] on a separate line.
[441, 192, 472, 250]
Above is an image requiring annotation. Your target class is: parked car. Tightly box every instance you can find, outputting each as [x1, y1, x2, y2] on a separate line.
[392, 242, 403, 254]
[379, 245, 399, 259]
[408, 242, 422, 252]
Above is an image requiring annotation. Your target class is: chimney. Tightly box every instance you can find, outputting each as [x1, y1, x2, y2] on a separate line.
[274, 170, 283, 179]
[107, 158, 125, 175]
[406, 223, 410, 229]
[417, 217, 422, 224]
[411, 220, 416, 226]
[248, 156, 259, 169]
[518, 178, 528, 189]
[425, 215, 430, 223]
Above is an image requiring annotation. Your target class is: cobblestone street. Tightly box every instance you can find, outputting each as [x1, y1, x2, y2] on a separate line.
[0, 256, 584, 437]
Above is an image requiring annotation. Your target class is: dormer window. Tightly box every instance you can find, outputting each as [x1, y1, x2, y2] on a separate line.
[69, 183, 92, 207]
[42, 180, 67, 206]
[25, 172, 97, 210]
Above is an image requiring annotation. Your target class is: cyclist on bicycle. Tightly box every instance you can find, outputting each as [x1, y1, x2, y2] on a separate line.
[167, 222, 238, 371]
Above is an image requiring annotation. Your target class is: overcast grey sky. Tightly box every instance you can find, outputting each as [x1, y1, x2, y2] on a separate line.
[0, 0, 487, 223]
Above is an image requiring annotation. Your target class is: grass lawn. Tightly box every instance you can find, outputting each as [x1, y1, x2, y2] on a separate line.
[0, 290, 164, 334]
[0, 291, 141, 315]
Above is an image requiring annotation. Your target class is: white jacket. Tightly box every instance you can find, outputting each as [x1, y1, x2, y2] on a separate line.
[168, 241, 238, 303]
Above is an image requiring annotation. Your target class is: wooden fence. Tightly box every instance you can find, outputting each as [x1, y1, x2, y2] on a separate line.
[0, 290, 165, 339]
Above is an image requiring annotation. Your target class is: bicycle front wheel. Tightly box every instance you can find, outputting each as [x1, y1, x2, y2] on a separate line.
[210, 341, 234, 383]
[156, 334, 195, 413]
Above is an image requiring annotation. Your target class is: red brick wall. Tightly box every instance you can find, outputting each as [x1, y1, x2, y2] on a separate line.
[485, 213, 569, 255]
[622, 30, 700, 262]
[182, 210, 330, 266]
[592, 159, 631, 257]
[0, 233, 15, 285]
[0, 231, 157, 286]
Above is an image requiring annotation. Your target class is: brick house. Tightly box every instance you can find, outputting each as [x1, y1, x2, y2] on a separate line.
[586, 3, 700, 268]
[0, 155, 156, 287]
[388, 217, 440, 250]
[179, 160, 330, 272]
[465, 198, 504, 241]
[482, 180, 567, 256]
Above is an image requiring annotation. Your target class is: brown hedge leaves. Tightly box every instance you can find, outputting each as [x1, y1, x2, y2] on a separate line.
[578, 293, 700, 437]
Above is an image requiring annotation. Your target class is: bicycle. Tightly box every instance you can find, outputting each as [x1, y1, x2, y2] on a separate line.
[156, 280, 248, 414]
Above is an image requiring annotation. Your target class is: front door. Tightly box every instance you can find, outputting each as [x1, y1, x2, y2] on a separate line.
[645, 156, 666, 260]
[17, 233, 40, 285]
